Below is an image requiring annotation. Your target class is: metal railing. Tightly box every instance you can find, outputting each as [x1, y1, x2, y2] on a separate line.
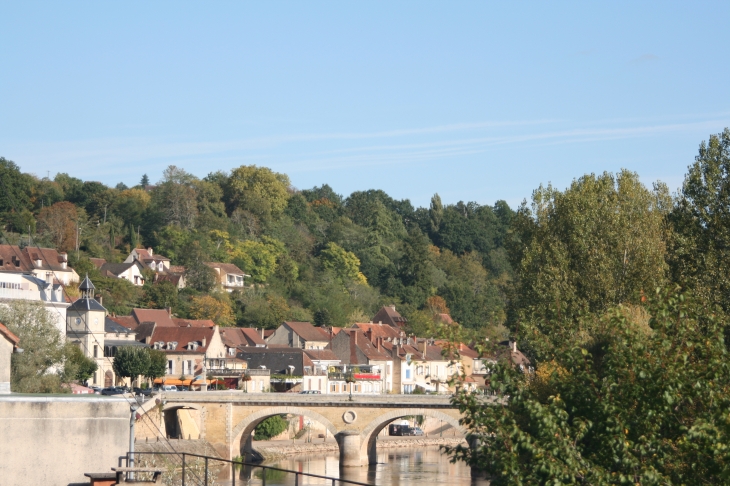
[125, 451, 371, 486]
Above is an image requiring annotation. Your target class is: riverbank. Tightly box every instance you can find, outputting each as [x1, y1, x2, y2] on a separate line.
[252, 436, 466, 460]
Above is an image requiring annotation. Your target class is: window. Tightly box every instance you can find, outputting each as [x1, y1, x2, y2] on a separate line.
[93, 345, 98, 358]
[417, 366, 423, 375]
[167, 360, 174, 375]
[318, 379, 322, 391]
[405, 369, 411, 379]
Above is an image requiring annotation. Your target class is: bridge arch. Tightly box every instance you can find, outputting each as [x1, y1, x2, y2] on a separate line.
[161, 403, 204, 440]
[359, 408, 465, 464]
[230, 406, 338, 460]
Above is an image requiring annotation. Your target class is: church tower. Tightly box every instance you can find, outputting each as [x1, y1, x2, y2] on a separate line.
[66, 275, 108, 385]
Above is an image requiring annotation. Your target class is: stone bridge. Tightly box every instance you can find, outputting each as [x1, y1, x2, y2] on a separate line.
[136, 392, 481, 466]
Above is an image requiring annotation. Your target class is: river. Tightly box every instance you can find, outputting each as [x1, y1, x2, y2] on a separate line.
[225, 446, 488, 486]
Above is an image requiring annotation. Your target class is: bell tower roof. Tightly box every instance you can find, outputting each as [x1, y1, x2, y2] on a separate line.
[79, 274, 95, 299]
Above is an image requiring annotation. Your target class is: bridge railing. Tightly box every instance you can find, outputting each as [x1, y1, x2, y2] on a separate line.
[125, 451, 371, 486]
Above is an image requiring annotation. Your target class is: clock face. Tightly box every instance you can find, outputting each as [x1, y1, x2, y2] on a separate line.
[75, 317, 82, 325]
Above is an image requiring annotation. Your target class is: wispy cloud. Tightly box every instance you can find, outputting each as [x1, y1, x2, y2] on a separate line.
[3, 114, 729, 183]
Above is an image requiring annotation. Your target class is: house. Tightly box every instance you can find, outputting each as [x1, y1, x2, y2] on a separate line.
[125, 247, 171, 273]
[301, 349, 340, 393]
[99, 260, 146, 286]
[0, 272, 69, 337]
[351, 321, 406, 344]
[327, 329, 393, 393]
[205, 262, 250, 292]
[372, 305, 407, 329]
[0, 245, 79, 285]
[153, 271, 186, 289]
[266, 321, 331, 350]
[0, 322, 20, 394]
[236, 347, 312, 392]
[107, 308, 215, 332]
[220, 328, 266, 357]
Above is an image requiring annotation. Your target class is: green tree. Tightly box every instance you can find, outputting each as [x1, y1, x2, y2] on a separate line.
[0, 300, 69, 393]
[140, 174, 150, 186]
[226, 165, 291, 221]
[508, 170, 669, 348]
[141, 281, 179, 310]
[447, 288, 730, 484]
[254, 415, 288, 440]
[182, 241, 217, 292]
[669, 128, 730, 312]
[145, 349, 167, 382]
[66, 345, 98, 383]
[112, 346, 151, 386]
[319, 242, 367, 285]
[0, 157, 35, 232]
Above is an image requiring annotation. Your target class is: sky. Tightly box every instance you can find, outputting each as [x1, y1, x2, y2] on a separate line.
[1, 2, 729, 208]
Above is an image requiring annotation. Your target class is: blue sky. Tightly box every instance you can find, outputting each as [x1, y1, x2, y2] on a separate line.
[2, 2, 729, 208]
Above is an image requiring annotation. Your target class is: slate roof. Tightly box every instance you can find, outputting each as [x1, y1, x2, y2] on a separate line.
[235, 347, 313, 375]
[284, 322, 331, 342]
[99, 262, 137, 277]
[372, 305, 407, 328]
[304, 349, 340, 362]
[78, 275, 95, 292]
[104, 317, 135, 335]
[107, 315, 138, 331]
[68, 297, 106, 312]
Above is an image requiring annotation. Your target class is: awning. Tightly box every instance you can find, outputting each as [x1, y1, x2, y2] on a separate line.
[153, 378, 193, 386]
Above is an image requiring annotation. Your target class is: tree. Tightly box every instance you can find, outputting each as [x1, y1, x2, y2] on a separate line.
[447, 288, 730, 484]
[0, 157, 35, 232]
[0, 300, 69, 393]
[254, 415, 288, 440]
[189, 295, 235, 326]
[145, 349, 167, 382]
[66, 345, 98, 383]
[226, 165, 291, 221]
[319, 242, 367, 285]
[140, 174, 150, 187]
[231, 239, 281, 284]
[141, 281, 179, 310]
[37, 201, 84, 252]
[182, 241, 217, 292]
[112, 346, 151, 386]
[429, 193, 443, 234]
[669, 128, 730, 312]
[508, 170, 669, 347]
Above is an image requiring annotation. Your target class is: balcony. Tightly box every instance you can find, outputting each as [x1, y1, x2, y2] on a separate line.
[328, 372, 382, 381]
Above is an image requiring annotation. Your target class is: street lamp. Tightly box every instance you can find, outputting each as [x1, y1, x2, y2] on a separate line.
[345, 371, 356, 402]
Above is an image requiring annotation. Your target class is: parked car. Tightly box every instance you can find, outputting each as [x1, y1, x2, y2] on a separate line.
[100, 387, 126, 396]
[90, 386, 102, 394]
[162, 385, 178, 392]
[177, 386, 190, 391]
[133, 387, 152, 397]
[411, 427, 424, 436]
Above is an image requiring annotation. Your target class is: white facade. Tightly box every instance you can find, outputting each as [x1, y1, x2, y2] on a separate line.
[0, 273, 69, 337]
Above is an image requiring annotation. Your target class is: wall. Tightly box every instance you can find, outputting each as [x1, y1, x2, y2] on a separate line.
[0, 337, 12, 393]
[0, 395, 129, 486]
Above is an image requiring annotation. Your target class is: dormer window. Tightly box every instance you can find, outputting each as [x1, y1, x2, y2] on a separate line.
[167, 341, 178, 350]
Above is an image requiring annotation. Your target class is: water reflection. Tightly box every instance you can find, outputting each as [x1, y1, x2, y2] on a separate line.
[225, 446, 488, 486]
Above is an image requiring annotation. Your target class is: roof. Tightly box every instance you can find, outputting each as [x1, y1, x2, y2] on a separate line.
[133, 248, 170, 262]
[131, 308, 176, 327]
[168, 265, 186, 274]
[372, 305, 407, 328]
[0, 322, 20, 345]
[284, 322, 331, 342]
[104, 317, 134, 335]
[147, 326, 216, 353]
[107, 315, 138, 331]
[338, 329, 392, 362]
[0, 245, 73, 274]
[89, 258, 107, 269]
[172, 318, 215, 328]
[220, 328, 266, 347]
[205, 262, 247, 276]
[99, 262, 136, 277]
[304, 349, 340, 361]
[78, 275, 95, 291]
[351, 322, 405, 341]
[68, 297, 106, 312]
[236, 347, 313, 375]
[104, 340, 148, 348]
[155, 273, 183, 286]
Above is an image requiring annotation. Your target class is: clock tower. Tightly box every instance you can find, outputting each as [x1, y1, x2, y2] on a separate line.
[66, 275, 108, 384]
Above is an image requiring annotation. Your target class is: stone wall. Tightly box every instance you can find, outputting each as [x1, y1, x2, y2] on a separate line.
[0, 395, 129, 486]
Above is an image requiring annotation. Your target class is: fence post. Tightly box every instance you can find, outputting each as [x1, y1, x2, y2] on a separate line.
[295, 472, 299, 486]
[231, 459, 236, 486]
[262, 467, 266, 486]
[182, 453, 186, 486]
[204, 457, 209, 486]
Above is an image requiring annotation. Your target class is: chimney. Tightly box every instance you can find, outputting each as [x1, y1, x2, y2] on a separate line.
[260, 328, 264, 339]
[148, 247, 153, 255]
[166, 306, 172, 316]
[98, 296, 103, 306]
[365, 328, 373, 343]
[512, 341, 517, 353]
[145, 336, 151, 344]
[420, 340, 427, 356]
[390, 305, 396, 311]
[377, 337, 383, 351]
[202, 337, 207, 347]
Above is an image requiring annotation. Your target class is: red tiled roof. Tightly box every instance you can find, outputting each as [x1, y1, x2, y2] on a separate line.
[220, 328, 266, 347]
[0, 245, 73, 274]
[134, 248, 170, 262]
[284, 322, 330, 342]
[351, 322, 404, 341]
[372, 305, 407, 327]
[205, 262, 246, 276]
[89, 258, 107, 269]
[107, 315, 139, 331]
[132, 308, 176, 327]
[173, 318, 215, 328]
[0, 322, 20, 345]
[339, 329, 392, 361]
[147, 326, 215, 353]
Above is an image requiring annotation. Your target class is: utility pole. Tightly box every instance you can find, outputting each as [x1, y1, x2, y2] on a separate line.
[202, 350, 208, 392]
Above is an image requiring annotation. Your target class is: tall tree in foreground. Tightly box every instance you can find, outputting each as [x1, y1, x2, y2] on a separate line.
[508, 170, 670, 353]
[669, 128, 730, 312]
[447, 288, 730, 484]
[0, 300, 69, 393]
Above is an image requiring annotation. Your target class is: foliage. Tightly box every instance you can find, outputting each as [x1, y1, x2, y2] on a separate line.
[0, 300, 69, 393]
[319, 242, 367, 285]
[253, 415, 289, 440]
[189, 294, 235, 326]
[37, 201, 84, 252]
[226, 165, 291, 222]
[146, 349, 168, 381]
[447, 287, 730, 484]
[66, 345, 98, 382]
[112, 346, 151, 384]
